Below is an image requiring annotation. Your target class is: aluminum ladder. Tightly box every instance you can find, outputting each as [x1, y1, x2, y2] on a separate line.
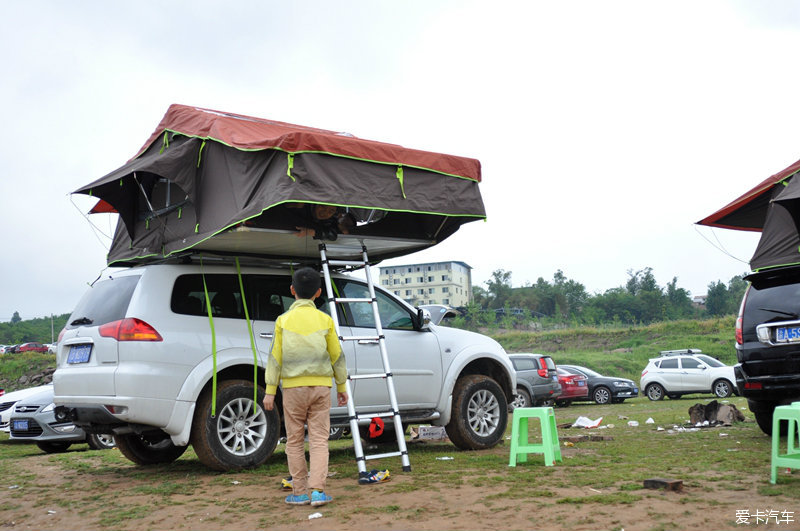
[319, 243, 412, 475]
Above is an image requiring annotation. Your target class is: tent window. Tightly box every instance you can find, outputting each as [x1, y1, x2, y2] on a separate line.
[137, 176, 189, 221]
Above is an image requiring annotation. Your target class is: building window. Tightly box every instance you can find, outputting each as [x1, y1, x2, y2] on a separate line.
[441, 275, 450, 281]
[443, 298, 449, 305]
[442, 287, 450, 293]
[428, 276, 434, 282]
[405, 278, 411, 284]
[417, 277, 424, 283]
[405, 290, 411, 296]
[407, 267, 412, 273]
[428, 288, 435, 294]
[394, 291, 400, 296]
[417, 289, 424, 295]
[393, 279, 399, 285]
[382, 280, 389, 285]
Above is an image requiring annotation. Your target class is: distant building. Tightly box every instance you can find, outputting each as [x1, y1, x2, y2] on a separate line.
[692, 295, 707, 308]
[378, 261, 472, 307]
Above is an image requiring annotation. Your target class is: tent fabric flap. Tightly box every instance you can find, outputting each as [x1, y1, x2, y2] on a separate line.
[75, 105, 486, 266]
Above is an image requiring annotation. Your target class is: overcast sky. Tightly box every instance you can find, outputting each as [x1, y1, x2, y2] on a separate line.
[3, 1, 800, 321]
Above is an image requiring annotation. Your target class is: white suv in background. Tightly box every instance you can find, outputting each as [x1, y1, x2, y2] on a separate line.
[53, 261, 515, 471]
[640, 349, 736, 401]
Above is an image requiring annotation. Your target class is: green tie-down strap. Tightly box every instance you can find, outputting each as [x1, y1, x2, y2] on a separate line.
[159, 131, 170, 154]
[235, 257, 260, 414]
[200, 258, 218, 417]
[287, 153, 296, 182]
[396, 166, 406, 199]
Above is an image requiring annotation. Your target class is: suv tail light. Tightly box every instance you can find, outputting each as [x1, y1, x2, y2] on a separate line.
[99, 318, 163, 341]
[735, 287, 749, 345]
[537, 358, 549, 378]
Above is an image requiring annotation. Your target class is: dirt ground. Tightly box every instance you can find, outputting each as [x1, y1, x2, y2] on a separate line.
[2, 443, 797, 531]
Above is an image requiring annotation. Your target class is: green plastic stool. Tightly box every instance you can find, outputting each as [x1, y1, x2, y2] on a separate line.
[770, 403, 800, 484]
[508, 407, 562, 467]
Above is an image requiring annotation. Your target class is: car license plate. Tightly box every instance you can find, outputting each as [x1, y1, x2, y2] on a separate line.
[67, 344, 92, 364]
[13, 419, 28, 431]
[633, 387, 639, 394]
[578, 381, 585, 386]
[776, 326, 800, 343]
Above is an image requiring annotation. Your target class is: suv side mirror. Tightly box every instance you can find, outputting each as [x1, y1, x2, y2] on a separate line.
[418, 308, 431, 330]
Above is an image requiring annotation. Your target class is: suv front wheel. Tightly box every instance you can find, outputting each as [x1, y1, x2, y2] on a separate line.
[713, 379, 733, 398]
[191, 379, 280, 471]
[445, 374, 508, 450]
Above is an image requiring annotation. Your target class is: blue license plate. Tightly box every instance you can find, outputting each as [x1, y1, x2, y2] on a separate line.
[67, 344, 92, 364]
[776, 326, 800, 343]
[578, 381, 586, 386]
[13, 419, 28, 431]
[634, 387, 639, 394]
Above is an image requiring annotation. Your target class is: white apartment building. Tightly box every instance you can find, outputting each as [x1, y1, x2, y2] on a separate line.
[378, 261, 472, 307]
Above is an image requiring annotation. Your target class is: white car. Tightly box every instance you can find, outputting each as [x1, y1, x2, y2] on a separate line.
[0, 384, 52, 432]
[640, 350, 737, 401]
[54, 262, 515, 471]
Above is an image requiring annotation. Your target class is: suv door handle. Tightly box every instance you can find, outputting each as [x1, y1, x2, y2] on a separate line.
[259, 332, 274, 340]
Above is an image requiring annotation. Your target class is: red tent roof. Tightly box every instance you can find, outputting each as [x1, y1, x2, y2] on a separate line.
[698, 157, 800, 231]
[133, 104, 481, 182]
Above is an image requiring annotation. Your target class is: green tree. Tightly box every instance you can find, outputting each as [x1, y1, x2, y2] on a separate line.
[10, 311, 21, 324]
[705, 280, 729, 316]
[485, 269, 512, 309]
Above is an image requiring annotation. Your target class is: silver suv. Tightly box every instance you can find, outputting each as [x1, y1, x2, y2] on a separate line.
[53, 262, 515, 470]
[640, 349, 736, 401]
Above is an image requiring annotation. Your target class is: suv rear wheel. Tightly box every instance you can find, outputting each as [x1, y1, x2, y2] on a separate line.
[115, 432, 188, 465]
[445, 374, 508, 450]
[86, 433, 116, 450]
[191, 379, 280, 471]
[713, 379, 733, 398]
[646, 383, 665, 401]
[510, 388, 532, 409]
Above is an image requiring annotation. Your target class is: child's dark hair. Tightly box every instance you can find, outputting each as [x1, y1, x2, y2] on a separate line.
[292, 267, 321, 299]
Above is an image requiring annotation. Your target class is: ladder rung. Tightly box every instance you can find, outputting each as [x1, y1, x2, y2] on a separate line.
[334, 297, 374, 304]
[327, 259, 366, 267]
[349, 373, 390, 380]
[354, 412, 396, 420]
[340, 335, 381, 342]
[365, 451, 403, 461]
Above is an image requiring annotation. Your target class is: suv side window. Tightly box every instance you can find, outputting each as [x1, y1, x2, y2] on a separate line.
[337, 280, 414, 330]
[659, 358, 679, 369]
[681, 357, 702, 369]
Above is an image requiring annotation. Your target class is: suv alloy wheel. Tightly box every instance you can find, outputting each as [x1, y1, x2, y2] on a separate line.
[445, 375, 508, 450]
[190, 380, 280, 470]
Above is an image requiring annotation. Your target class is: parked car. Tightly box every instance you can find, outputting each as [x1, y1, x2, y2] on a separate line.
[640, 350, 736, 401]
[0, 345, 7, 354]
[3, 345, 18, 354]
[17, 342, 48, 353]
[0, 384, 53, 432]
[734, 266, 800, 434]
[557, 364, 639, 404]
[508, 353, 561, 408]
[9, 385, 115, 453]
[555, 367, 589, 406]
[419, 304, 460, 326]
[53, 262, 515, 471]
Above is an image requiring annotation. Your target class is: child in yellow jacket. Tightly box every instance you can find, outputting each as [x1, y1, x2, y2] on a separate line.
[263, 267, 348, 507]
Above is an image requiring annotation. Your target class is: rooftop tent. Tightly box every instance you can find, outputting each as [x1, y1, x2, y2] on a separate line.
[697, 157, 800, 271]
[75, 104, 486, 266]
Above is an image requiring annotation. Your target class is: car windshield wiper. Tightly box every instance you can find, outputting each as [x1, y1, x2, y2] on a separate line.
[70, 317, 93, 326]
[758, 308, 799, 318]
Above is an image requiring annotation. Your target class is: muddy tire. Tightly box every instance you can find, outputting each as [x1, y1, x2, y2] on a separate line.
[191, 379, 280, 471]
[445, 374, 508, 450]
[115, 432, 187, 465]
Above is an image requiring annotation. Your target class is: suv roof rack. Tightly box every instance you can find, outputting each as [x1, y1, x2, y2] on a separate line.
[659, 349, 702, 357]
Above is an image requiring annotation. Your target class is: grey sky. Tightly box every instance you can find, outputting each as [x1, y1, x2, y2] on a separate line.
[2, 1, 798, 321]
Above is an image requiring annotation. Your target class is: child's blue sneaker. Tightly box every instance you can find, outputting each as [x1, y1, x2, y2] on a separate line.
[310, 490, 333, 507]
[285, 493, 310, 505]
